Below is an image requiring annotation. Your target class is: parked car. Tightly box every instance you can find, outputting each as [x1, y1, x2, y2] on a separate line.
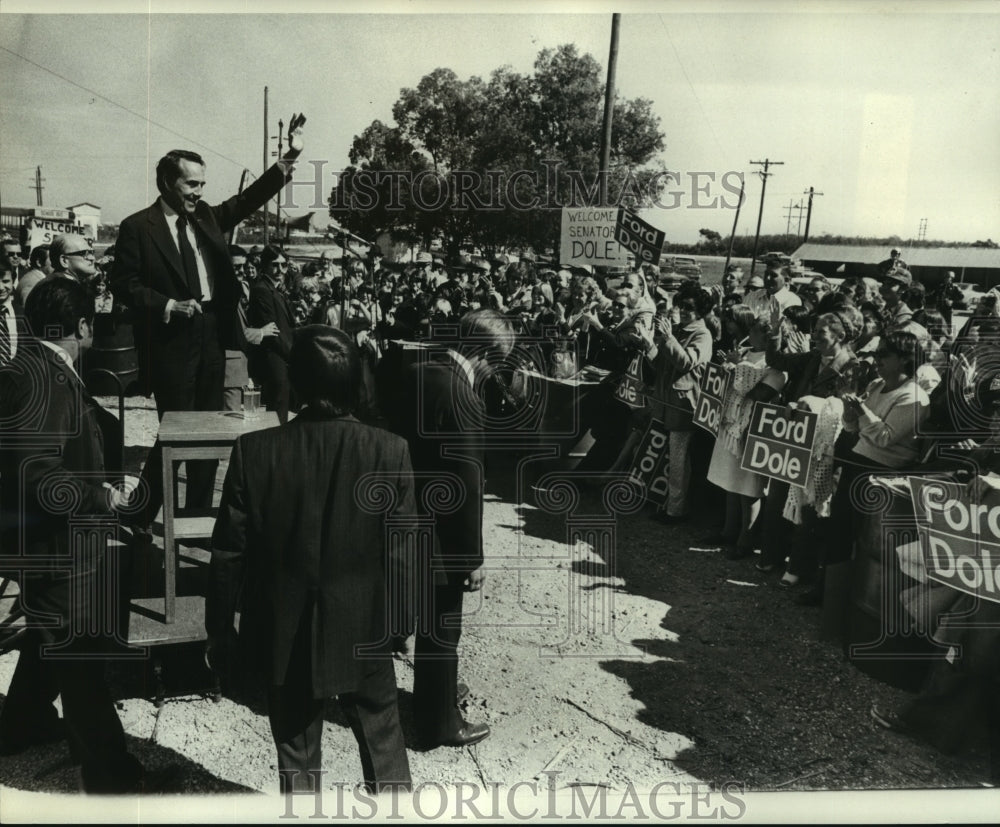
[758, 251, 793, 268]
[658, 272, 689, 292]
[955, 281, 988, 308]
[666, 256, 702, 279]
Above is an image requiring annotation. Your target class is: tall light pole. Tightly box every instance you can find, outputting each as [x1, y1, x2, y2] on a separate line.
[598, 13, 620, 207]
[723, 177, 745, 275]
[263, 86, 269, 246]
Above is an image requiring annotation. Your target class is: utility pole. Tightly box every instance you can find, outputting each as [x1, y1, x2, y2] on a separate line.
[28, 166, 45, 206]
[795, 199, 805, 237]
[748, 158, 783, 277]
[802, 186, 823, 242]
[271, 118, 284, 244]
[263, 86, 269, 246]
[783, 199, 795, 235]
[918, 218, 928, 242]
[723, 177, 745, 274]
[598, 13, 620, 207]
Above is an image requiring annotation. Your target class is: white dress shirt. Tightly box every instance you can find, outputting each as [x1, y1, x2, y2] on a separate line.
[1, 300, 17, 360]
[159, 197, 213, 301]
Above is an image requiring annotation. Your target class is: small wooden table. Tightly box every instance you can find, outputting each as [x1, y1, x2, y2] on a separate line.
[157, 410, 279, 624]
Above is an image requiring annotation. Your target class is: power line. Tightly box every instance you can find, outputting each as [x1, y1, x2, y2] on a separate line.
[0, 45, 248, 170]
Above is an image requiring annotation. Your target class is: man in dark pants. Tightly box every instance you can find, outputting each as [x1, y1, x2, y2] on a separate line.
[207, 326, 413, 793]
[248, 245, 295, 423]
[112, 115, 305, 519]
[0, 279, 156, 793]
[387, 308, 513, 748]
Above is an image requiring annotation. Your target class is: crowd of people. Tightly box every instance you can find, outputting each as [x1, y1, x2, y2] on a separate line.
[2, 127, 999, 790]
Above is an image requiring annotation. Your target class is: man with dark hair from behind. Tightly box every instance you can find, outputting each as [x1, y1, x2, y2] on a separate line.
[385, 308, 514, 748]
[13, 243, 52, 306]
[0, 279, 175, 793]
[207, 325, 413, 794]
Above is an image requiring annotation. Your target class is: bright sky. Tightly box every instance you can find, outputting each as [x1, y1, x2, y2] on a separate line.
[1, 1, 998, 246]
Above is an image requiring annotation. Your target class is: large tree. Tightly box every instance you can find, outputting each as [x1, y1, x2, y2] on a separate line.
[330, 44, 666, 258]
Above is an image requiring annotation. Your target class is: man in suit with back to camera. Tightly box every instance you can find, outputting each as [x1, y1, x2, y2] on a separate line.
[0, 278, 170, 793]
[111, 114, 306, 521]
[207, 325, 414, 794]
[386, 307, 514, 748]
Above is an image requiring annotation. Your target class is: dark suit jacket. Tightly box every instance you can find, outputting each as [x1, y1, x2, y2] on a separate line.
[110, 164, 290, 394]
[387, 355, 485, 582]
[207, 413, 416, 696]
[248, 277, 294, 362]
[0, 341, 123, 642]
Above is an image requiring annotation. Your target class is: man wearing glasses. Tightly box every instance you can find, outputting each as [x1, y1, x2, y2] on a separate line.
[112, 114, 306, 518]
[248, 246, 295, 424]
[47, 233, 98, 285]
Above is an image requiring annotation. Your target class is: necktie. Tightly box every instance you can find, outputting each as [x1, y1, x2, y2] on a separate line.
[175, 214, 202, 299]
[0, 306, 11, 366]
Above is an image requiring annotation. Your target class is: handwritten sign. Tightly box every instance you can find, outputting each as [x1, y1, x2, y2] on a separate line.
[694, 362, 731, 436]
[627, 418, 670, 504]
[615, 208, 664, 266]
[25, 217, 93, 250]
[739, 402, 817, 486]
[559, 207, 629, 267]
[909, 477, 1000, 604]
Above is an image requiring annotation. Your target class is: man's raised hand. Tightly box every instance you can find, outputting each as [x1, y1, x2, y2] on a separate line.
[284, 113, 307, 159]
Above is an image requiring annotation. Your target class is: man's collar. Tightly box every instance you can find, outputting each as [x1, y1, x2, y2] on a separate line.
[449, 350, 476, 388]
[158, 196, 178, 219]
[39, 339, 81, 380]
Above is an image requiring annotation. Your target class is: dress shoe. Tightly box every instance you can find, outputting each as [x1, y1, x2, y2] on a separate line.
[457, 682, 470, 704]
[779, 572, 799, 587]
[870, 705, 914, 737]
[701, 533, 733, 546]
[432, 722, 490, 748]
[795, 586, 823, 606]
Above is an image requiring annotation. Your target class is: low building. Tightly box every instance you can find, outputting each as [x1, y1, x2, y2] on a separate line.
[792, 242, 1000, 289]
[66, 202, 102, 239]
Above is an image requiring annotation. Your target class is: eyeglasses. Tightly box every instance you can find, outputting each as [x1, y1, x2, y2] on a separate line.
[64, 249, 95, 259]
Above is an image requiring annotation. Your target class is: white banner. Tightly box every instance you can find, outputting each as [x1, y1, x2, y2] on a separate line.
[25, 217, 94, 250]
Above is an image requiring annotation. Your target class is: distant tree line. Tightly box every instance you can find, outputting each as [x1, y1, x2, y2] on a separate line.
[665, 232, 998, 257]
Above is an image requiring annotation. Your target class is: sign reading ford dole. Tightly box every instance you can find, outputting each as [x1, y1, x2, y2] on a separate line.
[693, 362, 730, 436]
[909, 477, 1000, 605]
[740, 402, 817, 487]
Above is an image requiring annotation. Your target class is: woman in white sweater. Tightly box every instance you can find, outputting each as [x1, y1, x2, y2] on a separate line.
[802, 330, 930, 605]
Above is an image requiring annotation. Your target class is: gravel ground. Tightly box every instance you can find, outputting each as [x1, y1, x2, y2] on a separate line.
[1, 396, 998, 822]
